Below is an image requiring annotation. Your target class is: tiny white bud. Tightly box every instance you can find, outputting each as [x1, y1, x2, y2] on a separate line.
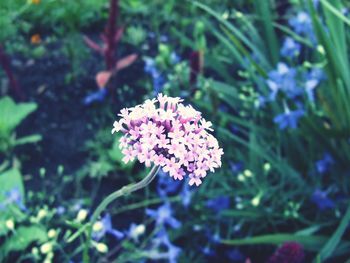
[40, 242, 53, 254]
[96, 243, 108, 253]
[92, 221, 104, 232]
[48, 229, 57, 238]
[5, 219, 15, 230]
[243, 169, 253, 177]
[76, 209, 88, 222]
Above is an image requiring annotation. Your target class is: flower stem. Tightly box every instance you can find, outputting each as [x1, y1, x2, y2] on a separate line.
[82, 165, 160, 263]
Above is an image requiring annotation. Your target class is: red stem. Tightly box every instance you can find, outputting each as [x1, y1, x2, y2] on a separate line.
[105, 0, 118, 70]
[0, 45, 24, 100]
[189, 50, 203, 86]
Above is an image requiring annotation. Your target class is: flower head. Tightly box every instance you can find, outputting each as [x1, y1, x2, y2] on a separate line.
[112, 93, 223, 186]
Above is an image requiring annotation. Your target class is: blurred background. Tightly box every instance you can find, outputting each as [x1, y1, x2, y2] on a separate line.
[0, 0, 350, 262]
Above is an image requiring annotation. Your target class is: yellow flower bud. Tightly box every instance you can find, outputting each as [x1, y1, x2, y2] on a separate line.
[251, 195, 261, 207]
[40, 242, 53, 254]
[48, 229, 57, 238]
[76, 209, 88, 222]
[263, 163, 271, 172]
[37, 209, 47, 220]
[92, 221, 104, 232]
[5, 219, 15, 230]
[243, 169, 253, 177]
[237, 173, 245, 182]
[96, 243, 108, 253]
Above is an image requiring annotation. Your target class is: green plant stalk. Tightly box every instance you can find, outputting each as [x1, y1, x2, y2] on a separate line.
[82, 165, 160, 263]
[317, 201, 350, 261]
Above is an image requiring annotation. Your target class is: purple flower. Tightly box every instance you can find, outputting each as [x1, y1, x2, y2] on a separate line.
[274, 107, 305, 130]
[92, 213, 124, 241]
[316, 153, 334, 174]
[311, 189, 335, 210]
[206, 196, 230, 214]
[146, 202, 181, 229]
[112, 94, 223, 186]
[281, 37, 301, 58]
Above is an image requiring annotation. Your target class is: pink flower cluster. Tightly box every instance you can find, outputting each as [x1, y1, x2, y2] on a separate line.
[111, 94, 223, 186]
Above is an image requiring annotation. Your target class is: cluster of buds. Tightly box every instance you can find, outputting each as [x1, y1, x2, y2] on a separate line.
[112, 94, 223, 186]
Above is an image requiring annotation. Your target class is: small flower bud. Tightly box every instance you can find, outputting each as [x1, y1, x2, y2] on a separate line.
[243, 169, 253, 177]
[92, 221, 104, 232]
[76, 209, 88, 222]
[40, 242, 53, 254]
[48, 229, 57, 238]
[96, 243, 108, 253]
[5, 219, 15, 230]
[251, 195, 261, 207]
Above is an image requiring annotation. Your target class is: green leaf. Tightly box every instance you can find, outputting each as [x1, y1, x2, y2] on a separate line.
[0, 225, 48, 260]
[0, 96, 37, 135]
[221, 233, 350, 257]
[253, 0, 279, 64]
[320, 0, 350, 27]
[317, 202, 350, 261]
[0, 168, 26, 235]
[14, 134, 42, 146]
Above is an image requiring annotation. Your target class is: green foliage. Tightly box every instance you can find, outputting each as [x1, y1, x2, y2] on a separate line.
[0, 225, 48, 261]
[77, 129, 134, 179]
[0, 96, 41, 155]
[0, 168, 26, 235]
[124, 26, 147, 46]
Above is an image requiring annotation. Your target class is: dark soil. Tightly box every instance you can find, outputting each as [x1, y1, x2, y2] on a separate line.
[11, 38, 147, 191]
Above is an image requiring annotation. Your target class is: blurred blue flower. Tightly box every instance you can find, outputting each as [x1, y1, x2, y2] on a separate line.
[304, 68, 324, 102]
[157, 170, 182, 198]
[83, 88, 108, 105]
[170, 52, 180, 64]
[316, 153, 334, 174]
[202, 245, 216, 256]
[281, 37, 301, 58]
[311, 189, 335, 210]
[267, 63, 300, 100]
[146, 202, 181, 229]
[144, 57, 166, 95]
[229, 162, 244, 173]
[151, 228, 181, 263]
[206, 196, 230, 214]
[313, 0, 320, 8]
[92, 213, 124, 241]
[56, 206, 66, 215]
[0, 188, 26, 211]
[180, 183, 192, 208]
[227, 249, 245, 262]
[274, 107, 305, 130]
[289, 11, 316, 43]
[126, 223, 145, 242]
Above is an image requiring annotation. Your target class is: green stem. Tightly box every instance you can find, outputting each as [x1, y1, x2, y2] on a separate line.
[82, 165, 160, 263]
